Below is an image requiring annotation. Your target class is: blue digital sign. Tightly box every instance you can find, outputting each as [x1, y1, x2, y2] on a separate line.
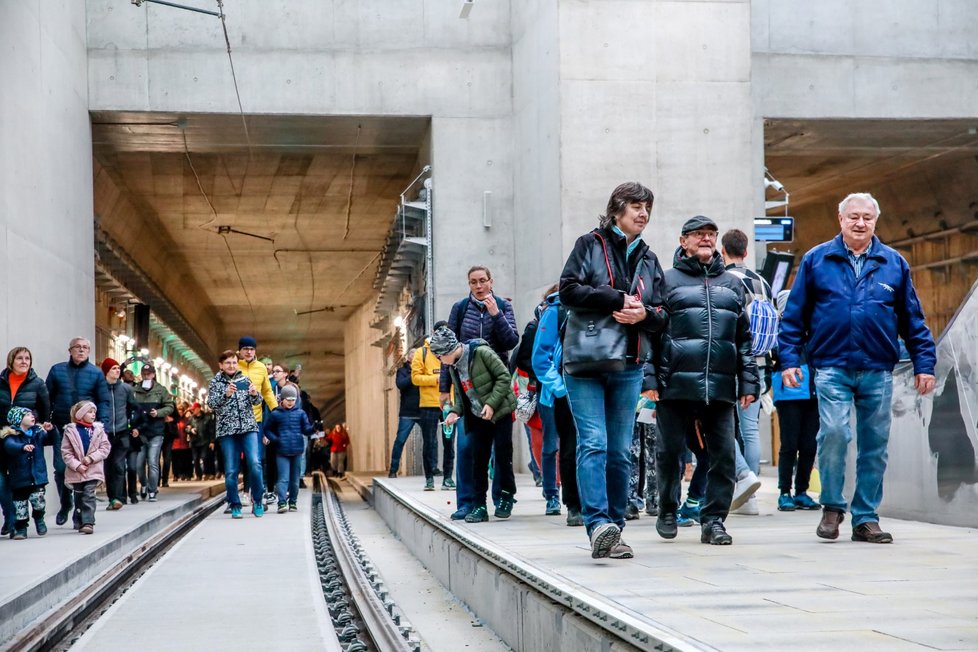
[754, 217, 794, 242]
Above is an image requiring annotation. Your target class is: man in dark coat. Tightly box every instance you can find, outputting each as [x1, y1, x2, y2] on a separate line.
[45, 337, 111, 525]
[651, 216, 760, 545]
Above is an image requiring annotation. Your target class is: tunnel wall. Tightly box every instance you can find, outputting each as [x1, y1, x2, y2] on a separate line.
[0, 1, 97, 374]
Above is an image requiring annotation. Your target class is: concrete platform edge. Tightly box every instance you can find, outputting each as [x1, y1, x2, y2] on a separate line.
[0, 485, 221, 645]
[371, 477, 713, 652]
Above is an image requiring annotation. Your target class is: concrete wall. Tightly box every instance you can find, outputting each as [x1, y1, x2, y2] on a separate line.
[344, 299, 390, 472]
[0, 1, 96, 375]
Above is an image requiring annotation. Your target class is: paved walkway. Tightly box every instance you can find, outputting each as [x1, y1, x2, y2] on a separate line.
[380, 471, 978, 651]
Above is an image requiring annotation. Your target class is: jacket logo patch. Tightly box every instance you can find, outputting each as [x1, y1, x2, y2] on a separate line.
[877, 282, 895, 293]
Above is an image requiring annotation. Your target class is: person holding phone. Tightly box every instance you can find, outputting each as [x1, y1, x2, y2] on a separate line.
[207, 350, 264, 519]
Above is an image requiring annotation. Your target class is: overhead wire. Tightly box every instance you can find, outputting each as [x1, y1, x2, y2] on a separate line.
[343, 124, 362, 240]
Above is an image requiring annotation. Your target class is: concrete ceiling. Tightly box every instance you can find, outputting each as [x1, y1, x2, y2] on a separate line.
[92, 112, 430, 409]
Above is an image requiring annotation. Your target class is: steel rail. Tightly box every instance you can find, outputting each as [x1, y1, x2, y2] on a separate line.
[6, 493, 227, 652]
[314, 473, 417, 652]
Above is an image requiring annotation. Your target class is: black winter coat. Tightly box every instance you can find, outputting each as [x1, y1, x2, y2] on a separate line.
[0, 369, 51, 427]
[395, 363, 420, 419]
[652, 249, 760, 404]
[559, 226, 667, 381]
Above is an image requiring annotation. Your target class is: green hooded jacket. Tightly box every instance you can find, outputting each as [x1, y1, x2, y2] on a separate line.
[448, 341, 516, 424]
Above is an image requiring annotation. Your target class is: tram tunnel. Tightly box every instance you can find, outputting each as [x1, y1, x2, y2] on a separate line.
[91, 111, 432, 471]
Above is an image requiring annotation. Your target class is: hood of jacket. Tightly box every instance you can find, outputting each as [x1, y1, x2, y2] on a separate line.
[673, 248, 727, 277]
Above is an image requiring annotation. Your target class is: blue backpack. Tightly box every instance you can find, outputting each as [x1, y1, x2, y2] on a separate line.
[728, 268, 778, 356]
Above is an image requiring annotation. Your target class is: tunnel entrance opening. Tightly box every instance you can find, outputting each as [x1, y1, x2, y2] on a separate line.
[91, 111, 432, 440]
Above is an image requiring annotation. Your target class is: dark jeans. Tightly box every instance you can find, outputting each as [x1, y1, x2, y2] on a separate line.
[105, 431, 130, 502]
[172, 449, 193, 479]
[553, 396, 580, 511]
[468, 416, 515, 507]
[72, 479, 98, 528]
[126, 447, 142, 500]
[191, 444, 210, 479]
[389, 416, 418, 474]
[776, 398, 820, 494]
[656, 400, 737, 524]
[418, 408, 440, 479]
[52, 426, 72, 513]
[264, 440, 278, 492]
[161, 435, 174, 484]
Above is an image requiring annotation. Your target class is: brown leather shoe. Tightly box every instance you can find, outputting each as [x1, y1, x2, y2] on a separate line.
[851, 521, 893, 544]
[816, 509, 844, 540]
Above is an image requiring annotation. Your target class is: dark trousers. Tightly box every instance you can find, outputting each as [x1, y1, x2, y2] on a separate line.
[126, 446, 141, 500]
[656, 400, 736, 524]
[776, 399, 820, 494]
[469, 416, 515, 506]
[161, 436, 174, 484]
[191, 445, 209, 479]
[172, 449, 193, 479]
[264, 440, 278, 492]
[106, 431, 130, 502]
[72, 480, 98, 528]
[53, 426, 72, 513]
[418, 407, 440, 479]
[553, 396, 581, 511]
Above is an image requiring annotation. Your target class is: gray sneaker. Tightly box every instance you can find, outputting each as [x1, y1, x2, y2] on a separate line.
[589, 522, 621, 559]
[566, 507, 584, 527]
[609, 539, 634, 559]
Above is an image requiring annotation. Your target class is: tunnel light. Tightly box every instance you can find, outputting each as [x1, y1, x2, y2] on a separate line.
[459, 0, 474, 19]
[116, 334, 130, 344]
[161, 362, 171, 371]
[393, 316, 405, 329]
[171, 367, 179, 375]
[139, 348, 150, 357]
[154, 357, 165, 367]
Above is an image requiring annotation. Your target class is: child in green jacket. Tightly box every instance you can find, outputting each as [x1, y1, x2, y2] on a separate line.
[430, 325, 517, 523]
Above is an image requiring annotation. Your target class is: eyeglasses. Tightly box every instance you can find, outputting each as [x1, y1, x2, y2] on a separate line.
[273, 369, 285, 374]
[70, 345, 90, 351]
[468, 278, 491, 286]
[684, 230, 717, 240]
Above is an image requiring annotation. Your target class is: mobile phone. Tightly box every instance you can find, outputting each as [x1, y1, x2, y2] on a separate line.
[234, 378, 250, 390]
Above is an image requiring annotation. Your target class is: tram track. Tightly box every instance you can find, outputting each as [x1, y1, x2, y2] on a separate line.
[5, 476, 420, 652]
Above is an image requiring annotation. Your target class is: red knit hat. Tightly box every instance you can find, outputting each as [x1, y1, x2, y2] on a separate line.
[101, 358, 120, 375]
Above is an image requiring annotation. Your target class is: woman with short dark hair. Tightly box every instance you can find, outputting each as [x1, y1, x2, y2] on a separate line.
[0, 347, 51, 537]
[559, 182, 667, 560]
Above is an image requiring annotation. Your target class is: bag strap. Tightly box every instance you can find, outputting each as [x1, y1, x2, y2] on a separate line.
[593, 233, 615, 286]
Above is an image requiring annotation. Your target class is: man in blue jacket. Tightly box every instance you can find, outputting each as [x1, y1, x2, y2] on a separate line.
[45, 337, 111, 526]
[779, 193, 936, 544]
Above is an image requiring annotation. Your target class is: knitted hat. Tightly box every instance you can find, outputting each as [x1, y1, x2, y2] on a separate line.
[71, 400, 97, 422]
[279, 384, 298, 401]
[429, 325, 460, 356]
[7, 406, 32, 427]
[101, 357, 120, 375]
[238, 336, 258, 349]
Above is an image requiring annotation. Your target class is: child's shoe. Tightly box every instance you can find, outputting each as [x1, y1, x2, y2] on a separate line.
[34, 514, 47, 537]
[277, 503, 288, 514]
[288, 503, 297, 512]
[79, 524, 94, 535]
[231, 507, 243, 519]
[253, 503, 265, 518]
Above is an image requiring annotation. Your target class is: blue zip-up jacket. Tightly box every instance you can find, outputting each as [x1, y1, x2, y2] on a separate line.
[531, 293, 565, 408]
[46, 360, 111, 426]
[1, 424, 53, 489]
[438, 293, 520, 392]
[778, 235, 936, 375]
[263, 404, 315, 456]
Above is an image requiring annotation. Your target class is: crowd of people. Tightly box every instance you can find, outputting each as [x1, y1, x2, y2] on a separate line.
[0, 335, 349, 539]
[389, 184, 936, 560]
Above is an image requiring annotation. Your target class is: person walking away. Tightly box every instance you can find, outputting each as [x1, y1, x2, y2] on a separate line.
[207, 350, 265, 518]
[102, 358, 137, 510]
[46, 337, 110, 526]
[390, 349, 421, 478]
[778, 192, 936, 543]
[559, 182, 667, 559]
[652, 216, 759, 546]
[263, 384, 314, 512]
[432, 326, 517, 523]
[1, 407, 55, 539]
[0, 347, 51, 537]
[130, 364, 175, 502]
[61, 401, 111, 534]
[411, 339, 443, 490]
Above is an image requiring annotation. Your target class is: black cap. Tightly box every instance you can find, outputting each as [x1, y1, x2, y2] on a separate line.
[681, 215, 718, 234]
[141, 364, 156, 374]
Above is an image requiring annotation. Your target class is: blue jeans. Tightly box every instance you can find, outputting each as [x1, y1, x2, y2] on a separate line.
[564, 365, 644, 535]
[220, 431, 264, 509]
[275, 454, 302, 505]
[814, 367, 893, 527]
[734, 399, 761, 476]
[142, 434, 165, 493]
[389, 416, 418, 474]
[455, 419, 474, 512]
[536, 405, 560, 499]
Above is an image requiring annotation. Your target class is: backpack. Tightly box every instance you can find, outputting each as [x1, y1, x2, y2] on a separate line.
[728, 267, 778, 356]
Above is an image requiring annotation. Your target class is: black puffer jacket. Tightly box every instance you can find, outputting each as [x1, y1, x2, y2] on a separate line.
[0, 368, 51, 426]
[559, 226, 667, 379]
[652, 248, 759, 404]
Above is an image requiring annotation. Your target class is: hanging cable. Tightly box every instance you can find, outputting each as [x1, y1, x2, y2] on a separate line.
[216, 0, 252, 155]
[343, 124, 362, 240]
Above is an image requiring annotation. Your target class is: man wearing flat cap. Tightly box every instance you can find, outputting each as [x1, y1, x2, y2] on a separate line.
[649, 216, 759, 545]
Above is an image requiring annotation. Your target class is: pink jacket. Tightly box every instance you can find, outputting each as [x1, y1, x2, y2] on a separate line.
[61, 422, 111, 486]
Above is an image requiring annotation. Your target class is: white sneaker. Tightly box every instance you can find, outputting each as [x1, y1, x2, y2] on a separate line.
[241, 493, 252, 506]
[733, 494, 759, 515]
[730, 470, 761, 511]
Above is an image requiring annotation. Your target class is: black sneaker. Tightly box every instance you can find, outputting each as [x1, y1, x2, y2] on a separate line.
[494, 492, 514, 519]
[432, 468, 442, 476]
[388, 471, 397, 478]
[55, 507, 70, 526]
[624, 504, 640, 521]
[656, 513, 678, 539]
[701, 519, 733, 545]
[565, 507, 584, 527]
[129, 494, 139, 505]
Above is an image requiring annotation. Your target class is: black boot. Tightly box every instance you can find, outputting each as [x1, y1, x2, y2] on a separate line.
[33, 511, 47, 536]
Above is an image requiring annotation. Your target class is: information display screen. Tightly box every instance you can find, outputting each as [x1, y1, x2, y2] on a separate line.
[754, 217, 794, 242]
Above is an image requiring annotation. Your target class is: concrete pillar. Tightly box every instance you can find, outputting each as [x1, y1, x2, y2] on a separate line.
[0, 1, 96, 373]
